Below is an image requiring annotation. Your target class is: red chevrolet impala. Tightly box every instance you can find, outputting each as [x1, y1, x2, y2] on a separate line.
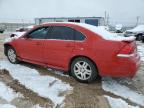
[4, 22, 140, 83]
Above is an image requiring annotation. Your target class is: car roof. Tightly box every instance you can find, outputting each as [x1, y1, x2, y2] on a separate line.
[40, 22, 136, 42]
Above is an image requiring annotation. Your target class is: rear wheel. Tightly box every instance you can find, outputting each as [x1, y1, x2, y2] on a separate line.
[6, 46, 19, 64]
[136, 34, 142, 41]
[71, 57, 98, 83]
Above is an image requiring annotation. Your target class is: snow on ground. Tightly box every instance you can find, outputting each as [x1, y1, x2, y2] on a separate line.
[0, 81, 23, 108]
[0, 60, 73, 106]
[31, 104, 42, 108]
[105, 96, 139, 108]
[47, 68, 69, 77]
[137, 42, 144, 62]
[102, 77, 144, 106]
[0, 104, 16, 108]
[0, 81, 21, 102]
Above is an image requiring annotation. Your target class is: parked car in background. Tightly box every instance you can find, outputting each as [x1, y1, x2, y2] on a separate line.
[0, 24, 6, 33]
[10, 25, 34, 38]
[115, 24, 123, 33]
[124, 25, 144, 42]
[4, 22, 140, 83]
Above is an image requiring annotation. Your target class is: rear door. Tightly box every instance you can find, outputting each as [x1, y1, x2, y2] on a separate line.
[43, 26, 75, 69]
[17, 27, 49, 62]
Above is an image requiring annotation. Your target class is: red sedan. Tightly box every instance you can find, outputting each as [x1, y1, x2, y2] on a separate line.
[4, 22, 140, 83]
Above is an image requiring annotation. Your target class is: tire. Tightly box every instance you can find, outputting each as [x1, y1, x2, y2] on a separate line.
[6, 46, 19, 64]
[142, 37, 144, 43]
[71, 57, 98, 83]
[136, 34, 142, 41]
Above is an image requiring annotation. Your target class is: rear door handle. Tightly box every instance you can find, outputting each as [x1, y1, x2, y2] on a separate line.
[65, 44, 74, 48]
[36, 42, 41, 45]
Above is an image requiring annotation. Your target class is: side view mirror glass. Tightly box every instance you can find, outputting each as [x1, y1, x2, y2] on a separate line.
[10, 34, 16, 38]
[24, 35, 31, 39]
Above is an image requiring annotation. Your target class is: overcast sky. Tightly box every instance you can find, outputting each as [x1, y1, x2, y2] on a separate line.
[0, 0, 144, 25]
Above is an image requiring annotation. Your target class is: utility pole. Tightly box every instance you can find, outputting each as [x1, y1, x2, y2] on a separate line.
[107, 13, 109, 26]
[136, 16, 140, 26]
[104, 11, 107, 26]
[21, 19, 24, 28]
[104, 11, 110, 26]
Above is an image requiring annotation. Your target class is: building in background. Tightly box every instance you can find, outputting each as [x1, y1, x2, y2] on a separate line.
[35, 17, 104, 26]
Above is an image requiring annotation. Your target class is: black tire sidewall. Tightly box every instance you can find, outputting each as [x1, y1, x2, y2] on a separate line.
[142, 36, 144, 43]
[71, 57, 98, 83]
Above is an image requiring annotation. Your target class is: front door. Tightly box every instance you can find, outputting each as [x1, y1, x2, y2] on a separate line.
[17, 27, 49, 63]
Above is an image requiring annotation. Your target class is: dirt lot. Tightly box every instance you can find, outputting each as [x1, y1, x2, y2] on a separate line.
[0, 33, 144, 108]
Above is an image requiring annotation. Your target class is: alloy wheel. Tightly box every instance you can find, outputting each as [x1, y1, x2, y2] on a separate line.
[73, 61, 92, 80]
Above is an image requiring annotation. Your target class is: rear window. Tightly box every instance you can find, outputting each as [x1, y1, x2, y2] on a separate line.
[74, 30, 85, 41]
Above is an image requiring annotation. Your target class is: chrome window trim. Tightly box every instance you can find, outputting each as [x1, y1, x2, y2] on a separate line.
[23, 25, 87, 42]
[21, 37, 84, 42]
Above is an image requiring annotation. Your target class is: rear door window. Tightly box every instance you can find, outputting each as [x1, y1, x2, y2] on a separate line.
[49, 26, 74, 40]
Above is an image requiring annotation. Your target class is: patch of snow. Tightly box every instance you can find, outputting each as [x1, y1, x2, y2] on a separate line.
[0, 104, 16, 108]
[15, 25, 34, 31]
[4, 31, 25, 42]
[26, 25, 34, 29]
[11, 32, 26, 37]
[0, 81, 21, 102]
[102, 77, 144, 106]
[137, 43, 144, 62]
[31, 104, 42, 108]
[77, 23, 135, 41]
[105, 96, 139, 108]
[0, 60, 73, 106]
[47, 68, 69, 77]
[115, 24, 123, 30]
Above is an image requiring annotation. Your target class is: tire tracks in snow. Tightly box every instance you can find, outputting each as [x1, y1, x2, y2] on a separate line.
[0, 69, 54, 108]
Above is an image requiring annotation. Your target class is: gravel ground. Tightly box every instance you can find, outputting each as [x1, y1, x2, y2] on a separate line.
[0, 33, 144, 108]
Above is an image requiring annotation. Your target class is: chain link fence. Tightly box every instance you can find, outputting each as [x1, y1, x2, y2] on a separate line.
[0, 23, 34, 32]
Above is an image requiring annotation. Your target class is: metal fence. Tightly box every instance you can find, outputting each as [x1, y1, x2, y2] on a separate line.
[0, 23, 34, 32]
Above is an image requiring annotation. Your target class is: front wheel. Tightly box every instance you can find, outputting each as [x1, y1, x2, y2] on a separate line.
[71, 57, 98, 83]
[7, 46, 19, 64]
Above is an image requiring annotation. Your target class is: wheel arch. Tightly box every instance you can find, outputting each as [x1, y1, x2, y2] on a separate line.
[68, 55, 99, 75]
[4, 43, 14, 56]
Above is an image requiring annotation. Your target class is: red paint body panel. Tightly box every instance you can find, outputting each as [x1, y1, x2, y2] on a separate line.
[5, 23, 141, 78]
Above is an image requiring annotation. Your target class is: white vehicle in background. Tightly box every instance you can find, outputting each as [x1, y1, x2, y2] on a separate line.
[10, 25, 34, 38]
[115, 24, 123, 33]
[124, 25, 144, 42]
[5, 25, 34, 42]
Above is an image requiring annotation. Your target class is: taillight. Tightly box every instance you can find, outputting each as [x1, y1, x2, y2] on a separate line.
[117, 43, 135, 58]
[119, 44, 134, 54]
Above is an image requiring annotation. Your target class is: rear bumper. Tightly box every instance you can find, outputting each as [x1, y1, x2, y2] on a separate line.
[125, 54, 141, 77]
[99, 53, 141, 77]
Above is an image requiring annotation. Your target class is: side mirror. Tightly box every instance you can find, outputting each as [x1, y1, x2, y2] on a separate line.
[10, 34, 16, 38]
[24, 35, 31, 40]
